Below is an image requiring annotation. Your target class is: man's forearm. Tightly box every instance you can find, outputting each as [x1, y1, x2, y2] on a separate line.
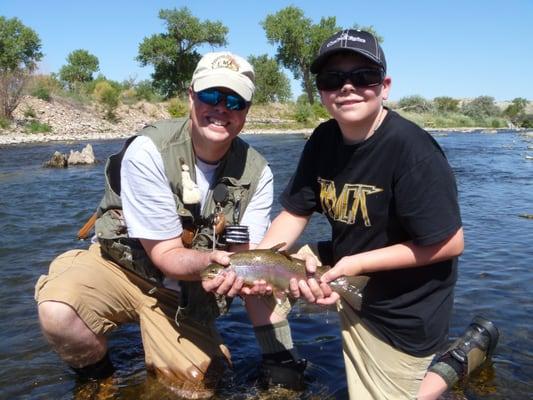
[140, 237, 225, 280]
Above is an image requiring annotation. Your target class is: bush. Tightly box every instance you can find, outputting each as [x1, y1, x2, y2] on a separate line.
[0, 116, 10, 129]
[85, 75, 121, 95]
[23, 106, 37, 118]
[24, 120, 51, 133]
[293, 102, 313, 123]
[27, 75, 62, 102]
[120, 88, 137, 105]
[397, 95, 433, 113]
[32, 86, 51, 101]
[311, 103, 329, 120]
[135, 80, 158, 102]
[461, 96, 500, 118]
[433, 96, 459, 113]
[491, 119, 503, 128]
[515, 114, 533, 128]
[167, 97, 188, 118]
[93, 81, 120, 120]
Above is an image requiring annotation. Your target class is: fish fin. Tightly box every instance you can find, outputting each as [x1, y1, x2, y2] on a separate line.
[345, 275, 369, 289]
[330, 276, 369, 311]
[270, 242, 287, 252]
[331, 275, 369, 293]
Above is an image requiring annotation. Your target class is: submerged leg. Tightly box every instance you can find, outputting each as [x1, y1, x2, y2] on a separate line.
[418, 316, 500, 399]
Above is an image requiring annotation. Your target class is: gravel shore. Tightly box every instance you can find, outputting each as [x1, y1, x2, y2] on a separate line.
[0, 95, 315, 146]
[0, 127, 317, 146]
[2, 96, 529, 146]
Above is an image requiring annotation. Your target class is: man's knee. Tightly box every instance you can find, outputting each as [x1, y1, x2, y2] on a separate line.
[38, 301, 108, 366]
[38, 301, 80, 335]
[38, 301, 102, 347]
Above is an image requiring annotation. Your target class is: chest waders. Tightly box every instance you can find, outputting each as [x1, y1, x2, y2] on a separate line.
[94, 118, 267, 324]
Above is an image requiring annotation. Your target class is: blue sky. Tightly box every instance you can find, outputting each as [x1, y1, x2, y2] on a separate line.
[2, 0, 532, 101]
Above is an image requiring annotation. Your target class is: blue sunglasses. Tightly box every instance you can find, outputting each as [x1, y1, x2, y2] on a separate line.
[195, 88, 248, 111]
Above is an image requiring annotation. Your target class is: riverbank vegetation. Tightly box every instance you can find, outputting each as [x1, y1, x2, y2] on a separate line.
[1, 9, 531, 137]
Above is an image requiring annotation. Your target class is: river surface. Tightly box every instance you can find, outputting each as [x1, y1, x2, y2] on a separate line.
[0, 131, 532, 399]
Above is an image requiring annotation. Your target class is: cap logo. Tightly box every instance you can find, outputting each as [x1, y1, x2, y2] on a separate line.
[326, 32, 366, 48]
[211, 54, 240, 71]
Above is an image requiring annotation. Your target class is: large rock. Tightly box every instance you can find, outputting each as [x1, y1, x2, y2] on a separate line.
[43, 144, 97, 168]
[67, 144, 96, 165]
[43, 151, 68, 168]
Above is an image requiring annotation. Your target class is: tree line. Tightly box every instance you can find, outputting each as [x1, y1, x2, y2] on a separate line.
[0, 7, 531, 129]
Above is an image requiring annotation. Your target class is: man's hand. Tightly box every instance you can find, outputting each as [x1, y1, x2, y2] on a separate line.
[200, 250, 272, 297]
[202, 269, 246, 297]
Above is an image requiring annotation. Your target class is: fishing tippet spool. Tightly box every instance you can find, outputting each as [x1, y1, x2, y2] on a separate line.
[224, 224, 250, 244]
[224, 197, 250, 244]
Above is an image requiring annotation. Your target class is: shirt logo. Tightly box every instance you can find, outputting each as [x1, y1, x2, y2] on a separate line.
[318, 178, 382, 226]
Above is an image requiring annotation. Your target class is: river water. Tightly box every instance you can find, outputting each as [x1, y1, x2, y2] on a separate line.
[0, 131, 532, 399]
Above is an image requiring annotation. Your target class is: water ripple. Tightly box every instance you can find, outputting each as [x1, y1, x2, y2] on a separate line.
[1, 132, 532, 399]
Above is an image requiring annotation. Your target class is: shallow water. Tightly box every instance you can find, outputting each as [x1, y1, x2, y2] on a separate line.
[0, 131, 531, 399]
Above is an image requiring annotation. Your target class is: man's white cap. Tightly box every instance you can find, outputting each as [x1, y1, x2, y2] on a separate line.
[191, 51, 255, 102]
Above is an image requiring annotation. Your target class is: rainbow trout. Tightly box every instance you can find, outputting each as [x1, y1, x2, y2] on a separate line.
[201, 244, 368, 299]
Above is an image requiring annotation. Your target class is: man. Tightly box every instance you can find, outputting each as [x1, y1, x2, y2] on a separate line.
[258, 30, 498, 399]
[35, 51, 304, 398]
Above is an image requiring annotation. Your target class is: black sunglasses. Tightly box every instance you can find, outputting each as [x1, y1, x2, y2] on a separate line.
[195, 88, 248, 111]
[316, 68, 385, 91]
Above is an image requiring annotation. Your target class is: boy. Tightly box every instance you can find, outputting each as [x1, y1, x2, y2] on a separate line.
[259, 29, 498, 399]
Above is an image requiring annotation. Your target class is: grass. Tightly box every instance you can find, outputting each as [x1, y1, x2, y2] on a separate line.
[24, 120, 52, 134]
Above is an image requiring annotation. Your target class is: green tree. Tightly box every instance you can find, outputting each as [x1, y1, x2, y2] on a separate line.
[503, 97, 529, 125]
[262, 7, 338, 104]
[137, 7, 227, 98]
[248, 54, 291, 104]
[0, 16, 43, 119]
[461, 96, 500, 118]
[262, 7, 381, 104]
[433, 96, 460, 113]
[59, 49, 99, 89]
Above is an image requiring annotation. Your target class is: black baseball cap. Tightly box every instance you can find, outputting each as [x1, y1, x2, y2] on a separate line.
[310, 29, 387, 74]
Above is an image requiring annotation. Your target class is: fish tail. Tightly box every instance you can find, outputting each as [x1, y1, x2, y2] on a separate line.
[330, 275, 369, 300]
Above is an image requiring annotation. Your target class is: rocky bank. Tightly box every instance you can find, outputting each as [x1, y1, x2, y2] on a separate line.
[0, 95, 172, 145]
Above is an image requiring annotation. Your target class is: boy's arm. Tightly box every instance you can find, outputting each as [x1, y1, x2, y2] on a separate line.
[321, 227, 464, 283]
[310, 228, 464, 305]
[258, 209, 311, 250]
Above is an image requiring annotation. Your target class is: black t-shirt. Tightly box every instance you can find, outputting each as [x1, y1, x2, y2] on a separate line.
[280, 110, 462, 356]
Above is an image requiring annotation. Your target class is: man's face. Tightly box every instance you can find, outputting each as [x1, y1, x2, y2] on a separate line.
[189, 87, 250, 148]
[318, 53, 391, 127]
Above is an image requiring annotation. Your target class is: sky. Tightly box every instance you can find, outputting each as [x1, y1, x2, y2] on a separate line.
[2, 0, 532, 102]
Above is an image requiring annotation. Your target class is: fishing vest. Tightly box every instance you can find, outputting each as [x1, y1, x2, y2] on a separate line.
[94, 118, 267, 323]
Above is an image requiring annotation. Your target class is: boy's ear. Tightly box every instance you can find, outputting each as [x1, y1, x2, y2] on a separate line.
[381, 76, 392, 101]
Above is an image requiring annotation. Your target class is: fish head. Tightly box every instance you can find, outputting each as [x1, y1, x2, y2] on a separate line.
[200, 263, 226, 280]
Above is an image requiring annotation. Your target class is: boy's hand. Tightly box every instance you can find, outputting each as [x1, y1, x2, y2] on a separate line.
[319, 256, 353, 285]
[288, 253, 339, 304]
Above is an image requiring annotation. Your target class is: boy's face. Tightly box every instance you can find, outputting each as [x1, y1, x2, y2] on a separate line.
[318, 53, 391, 127]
